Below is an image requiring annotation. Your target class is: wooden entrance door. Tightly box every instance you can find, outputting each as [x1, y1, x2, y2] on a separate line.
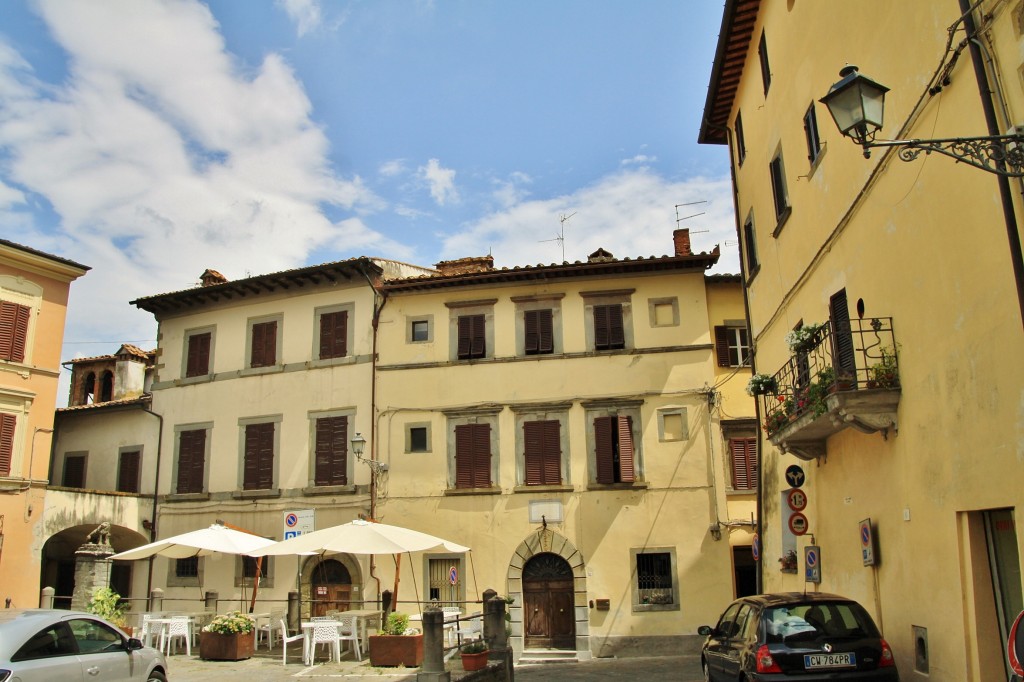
[311, 559, 352, 616]
[522, 553, 575, 649]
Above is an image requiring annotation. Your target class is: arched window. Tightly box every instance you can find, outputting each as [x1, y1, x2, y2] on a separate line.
[100, 370, 114, 402]
[82, 372, 96, 405]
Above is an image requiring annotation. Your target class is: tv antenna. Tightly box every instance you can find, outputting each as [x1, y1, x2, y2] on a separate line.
[676, 201, 708, 229]
[540, 212, 576, 261]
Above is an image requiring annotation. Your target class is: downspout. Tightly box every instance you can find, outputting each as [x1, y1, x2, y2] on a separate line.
[141, 405, 163, 609]
[703, 116, 764, 592]
[356, 261, 388, 605]
[961, 0, 1024, 330]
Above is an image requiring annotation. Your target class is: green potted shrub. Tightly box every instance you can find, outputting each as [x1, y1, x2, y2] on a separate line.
[199, 611, 256, 661]
[86, 587, 130, 634]
[460, 640, 489, 671]
[368, 612, 423, 667]
[868, 348, 899, 389]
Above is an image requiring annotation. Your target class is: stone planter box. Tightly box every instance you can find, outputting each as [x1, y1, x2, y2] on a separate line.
[199, 631, 255, 661]
[368, 634, 424, 667]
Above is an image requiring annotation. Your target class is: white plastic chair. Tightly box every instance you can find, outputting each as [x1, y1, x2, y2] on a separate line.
[308, 621, 341, 664]
[140, 614, 161, 648]
[160, 617, 191, 656]
[441, 607, 462, 646]
[336, 613, 362, 661]
[279, 619, 305, 665]
[257, 610, 284, 650]
[456, 612, 483, 644]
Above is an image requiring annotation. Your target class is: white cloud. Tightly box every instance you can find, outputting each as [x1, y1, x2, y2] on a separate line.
[0, 0, 391, 384]
[621, 154, 657, 166]
[418, 158, 458, 206]
[440, 168, 739, 272]
[379, 159, 407, 177]
[277, 0, 323, 37]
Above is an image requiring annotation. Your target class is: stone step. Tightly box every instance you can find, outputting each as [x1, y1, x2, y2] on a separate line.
[518, 648, 579, 665]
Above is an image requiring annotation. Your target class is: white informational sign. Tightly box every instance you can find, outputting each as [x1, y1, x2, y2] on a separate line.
[283, 509, 315, 540]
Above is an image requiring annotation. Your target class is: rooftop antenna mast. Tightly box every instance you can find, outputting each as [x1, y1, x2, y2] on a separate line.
[676, 201, 708, 229]
[540, 212, 576, 262]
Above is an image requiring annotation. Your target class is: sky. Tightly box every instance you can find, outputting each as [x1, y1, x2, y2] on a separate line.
[0, 0, 736, 400]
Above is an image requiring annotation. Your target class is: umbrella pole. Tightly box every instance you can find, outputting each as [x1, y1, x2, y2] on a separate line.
[248, 557, 263, 613]
[392, 553, 401, 611]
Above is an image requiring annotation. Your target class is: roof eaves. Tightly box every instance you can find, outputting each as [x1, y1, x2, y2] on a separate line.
[698, 0, 761, 146]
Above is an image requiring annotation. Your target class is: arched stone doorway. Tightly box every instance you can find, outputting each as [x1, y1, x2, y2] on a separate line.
[506, 528, 589, 660]
[41, 524, 147, 609]
[299, 555, 363, 618]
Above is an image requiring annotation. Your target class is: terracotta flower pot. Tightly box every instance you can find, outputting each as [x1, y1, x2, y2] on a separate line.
[461, 650, 490, 671]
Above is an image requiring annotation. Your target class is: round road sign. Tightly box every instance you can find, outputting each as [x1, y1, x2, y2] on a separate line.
[785, 464, 806, 488]
[788, 512, 809, 536]
[787, 488, 808, 512]
[751, 534, 760, 562]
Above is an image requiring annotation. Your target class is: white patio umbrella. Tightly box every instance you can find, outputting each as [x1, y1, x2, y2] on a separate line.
[261, 519, 470, 608]
[111, 523, 276, 560]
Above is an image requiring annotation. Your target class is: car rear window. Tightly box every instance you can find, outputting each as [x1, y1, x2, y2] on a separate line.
[764, 602, 879, 643]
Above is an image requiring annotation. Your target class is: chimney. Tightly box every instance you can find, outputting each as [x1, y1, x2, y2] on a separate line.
[200, 269, 227, 287]
[434, 256, 494, 276]
[673, 229, 692, 256]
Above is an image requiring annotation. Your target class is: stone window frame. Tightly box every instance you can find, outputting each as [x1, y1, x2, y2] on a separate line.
[408, 315, 434, 344]
[234, 414, 283, 497]
[511, 294, 565, 356]
[181, 325, 216, 382]
[235, 552, 275, 588]
[307, 407, 356, 492]
[656, 407, 689, 442]
[443, 407, 501, 493]
[167, 556, 203, 588]
[510, 402, 573, 491]
[446, 299, 497, 362]
[630, 546, 680, 613]
[648, 297, 680, 328]
[244, 313, 284, 373]
[582, 399, 645, 487]
[406, 422, 432, 453]
[312, 302, 355, 366]
[580, 289, 635, 352]
[170, 422, 213, 498]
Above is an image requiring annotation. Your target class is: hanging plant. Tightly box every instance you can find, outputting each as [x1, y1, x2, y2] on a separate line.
[784, 322, 827, 353]
[746, 373, 778, 396]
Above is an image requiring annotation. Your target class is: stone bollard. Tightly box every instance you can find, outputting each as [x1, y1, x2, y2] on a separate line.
[40, 586, 55, 609]
[417, 606, 451, 682]
[484, 593, 514, 682]
[149, 588, 163, 613]
[287, 591, 300, 634]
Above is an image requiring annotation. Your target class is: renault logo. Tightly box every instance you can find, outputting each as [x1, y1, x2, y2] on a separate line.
[823, 643, 833, 653]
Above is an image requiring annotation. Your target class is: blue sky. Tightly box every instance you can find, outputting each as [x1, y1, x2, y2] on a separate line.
[0, 0, 735, 382]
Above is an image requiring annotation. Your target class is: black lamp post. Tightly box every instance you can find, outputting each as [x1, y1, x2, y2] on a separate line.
[821, 65, 1024, 176]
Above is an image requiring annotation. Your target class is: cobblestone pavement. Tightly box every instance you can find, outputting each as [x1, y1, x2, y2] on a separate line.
[162, 653, 703, 681]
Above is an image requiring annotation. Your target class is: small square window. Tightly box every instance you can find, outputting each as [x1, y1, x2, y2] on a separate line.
[176, 557, 199, 578]
[409, 426, 429, 452]
[411, 320, 429, 342]
[658, 410, 688, 441]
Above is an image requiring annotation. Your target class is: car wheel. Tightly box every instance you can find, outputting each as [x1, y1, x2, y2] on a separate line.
[147, 671, 167, 682]
[702, 660, 711, 682]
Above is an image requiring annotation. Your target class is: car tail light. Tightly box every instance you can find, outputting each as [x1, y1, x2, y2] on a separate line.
[879, 639, 895, 667]
[755, 644, 782, 673]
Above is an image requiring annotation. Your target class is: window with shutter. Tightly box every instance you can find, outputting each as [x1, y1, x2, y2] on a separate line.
[314, 416, 348, 486]
[714, 326, 750, 367]
[319, 310, 348, 359]
[524, 309, 554, 355]
[593, 304, 625, 350]
[186, 332, 211, 377]
[829, 290, 857, 381]
[0, 301, 31, 363]
[729, 438, 758, 490]
[0, 413, 15, 477]
[594, 414, 635, 484]
[243, 422, 275, 490]
[177, 429, 206, 494]
[117, 450, 141, 493]
[523, 420, 561, 485]
[250, 321, 278, 368]
[457, 315, 486, 359]
[63, 454, 86, 488]
[454, 423, 491, 488]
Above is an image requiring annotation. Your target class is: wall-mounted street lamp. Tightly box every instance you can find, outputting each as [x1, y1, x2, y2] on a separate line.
[351, 431, 388, 474]
[820, 65, 1024, 176]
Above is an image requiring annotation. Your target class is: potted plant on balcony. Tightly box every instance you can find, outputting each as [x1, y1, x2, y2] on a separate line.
[460, 640, 490, 672]
[368, 612, 424, 667]
[784, 322, 827, 353]
[86, 587, 130, 635]
[746, 373, 778, 396]
[778, 550, 798, 572]
[200, 611, 256, 661]
[867, 348, 899, 389]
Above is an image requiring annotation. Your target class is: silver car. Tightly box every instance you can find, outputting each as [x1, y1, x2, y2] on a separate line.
[0, 609, 168, 681]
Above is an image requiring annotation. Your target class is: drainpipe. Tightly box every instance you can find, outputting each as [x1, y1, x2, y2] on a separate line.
[141, 405, 163, 608]
[961, 0, 1024, 330]
[356, 261, 388, 606]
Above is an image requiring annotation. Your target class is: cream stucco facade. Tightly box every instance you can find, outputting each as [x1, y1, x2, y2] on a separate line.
[0, 239, 88, 608]
[701, 1, 1024, 680]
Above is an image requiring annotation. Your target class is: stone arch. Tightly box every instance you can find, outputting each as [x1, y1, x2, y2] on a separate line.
[506, 528, 590, 660]
[298, 554, 364, 619]
[40, 523, 147, 609]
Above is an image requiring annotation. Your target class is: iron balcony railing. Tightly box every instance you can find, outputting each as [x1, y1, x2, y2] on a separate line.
[762, 317, 899, 435]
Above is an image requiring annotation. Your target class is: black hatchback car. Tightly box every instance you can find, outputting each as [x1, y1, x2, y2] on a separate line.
[698, 592, 898, 681]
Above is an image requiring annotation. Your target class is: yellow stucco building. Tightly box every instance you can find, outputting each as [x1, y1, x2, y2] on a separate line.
[701, 1, 1024, 680]
[0, 239, 88, 608]
[40, 229, 757, 660]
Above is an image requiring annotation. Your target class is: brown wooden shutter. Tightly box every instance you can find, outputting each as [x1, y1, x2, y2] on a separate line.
[0, 413, 15, 476]
[730, 438, 757, 490]
[829, 290, 857, 380]
[244, 423, 275, 490]
[594, 305, 624, 350]
[314, 416, 348, 486]
[186, 332, 211, 377]
[523, 419, 560, 485]
[319, 311, 348, 359]
[251, 321, 277, 367]
[118, 450, 141, 493]
[177, 429, 206, 493]
[63, 455, 86, 487]
[594, 416, 616, 484]
[524, 309, 554, 355]
[714, 326, 731, 366]
[524, 311, 539, 354]
[455, 423, 490, 488]
[617, 414, 635, 483]
[457, 315, 485, 359]
[0, 301, 31, 363]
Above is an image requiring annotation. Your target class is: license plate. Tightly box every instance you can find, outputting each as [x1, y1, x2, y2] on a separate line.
[804, 652, 856, 668]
